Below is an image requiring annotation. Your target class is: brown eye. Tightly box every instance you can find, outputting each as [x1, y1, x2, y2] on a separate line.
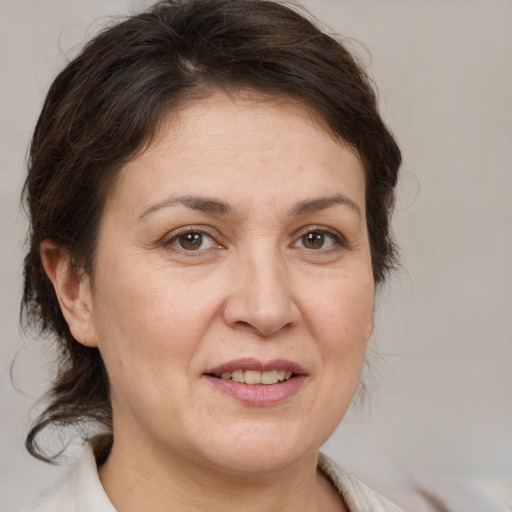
[167, 230, 219, 254]
[294, 230, 342, 251]
[172, 232, 213, 251]
[301, 232, 325, 249]
[178, 232, 203, 250]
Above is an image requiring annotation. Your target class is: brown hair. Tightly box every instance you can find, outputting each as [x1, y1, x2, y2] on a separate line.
[22, 0, 401, 462]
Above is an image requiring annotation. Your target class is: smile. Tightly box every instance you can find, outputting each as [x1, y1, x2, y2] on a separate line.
[216, 369, 294, 385]
[204, 358, 307, 404]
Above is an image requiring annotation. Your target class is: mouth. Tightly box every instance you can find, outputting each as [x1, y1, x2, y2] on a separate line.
[203, 359, 307, 404]
[208, 368, 295, 385]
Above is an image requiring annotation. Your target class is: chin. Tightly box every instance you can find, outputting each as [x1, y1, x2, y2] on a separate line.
[207, 448, 311, 476]
[192, 421, 321, 475]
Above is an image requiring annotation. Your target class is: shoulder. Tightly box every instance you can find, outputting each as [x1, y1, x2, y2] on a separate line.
[318, 453, 510, 512]
[19, 444, 116, 512]
[318, 453, 405, 512]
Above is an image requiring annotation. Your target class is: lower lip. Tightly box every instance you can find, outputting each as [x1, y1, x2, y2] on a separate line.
[203, 375, 306, 406]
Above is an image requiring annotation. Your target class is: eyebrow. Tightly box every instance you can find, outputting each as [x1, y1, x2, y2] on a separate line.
[291, 194, 362, 218]
[137, 195, 232, 221]
[137, 193, 361, 221]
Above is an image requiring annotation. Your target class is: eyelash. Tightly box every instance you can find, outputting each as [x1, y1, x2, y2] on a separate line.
[164, 228, 222, 255]
[163, 226, 346, 255]
[292, 227, 346, 253]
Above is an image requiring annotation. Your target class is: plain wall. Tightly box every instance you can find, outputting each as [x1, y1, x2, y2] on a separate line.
[1, 0, 511, 509]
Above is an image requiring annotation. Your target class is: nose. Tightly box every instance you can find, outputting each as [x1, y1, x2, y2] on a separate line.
[221, 250, 300, 337]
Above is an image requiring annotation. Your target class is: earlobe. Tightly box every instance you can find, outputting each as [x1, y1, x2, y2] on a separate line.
[40, 240, 98, 347]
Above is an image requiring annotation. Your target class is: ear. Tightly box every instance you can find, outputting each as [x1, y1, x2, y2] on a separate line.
[40, 240, 98, 347]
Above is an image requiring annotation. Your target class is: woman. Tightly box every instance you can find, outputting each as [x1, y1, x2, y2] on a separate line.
[21, 0, 403, 510]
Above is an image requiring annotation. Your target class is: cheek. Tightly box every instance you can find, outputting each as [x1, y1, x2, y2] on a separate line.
[293, 270, 374, 446]
[89, 255, 231, 396]
[89, 275, 204, 423]
[92, 275, 203, 362]
[305, 268, 374, 346]
[306, 269, 374, 393]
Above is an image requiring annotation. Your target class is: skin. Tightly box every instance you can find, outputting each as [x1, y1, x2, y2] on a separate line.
[42, 92, 375, 512]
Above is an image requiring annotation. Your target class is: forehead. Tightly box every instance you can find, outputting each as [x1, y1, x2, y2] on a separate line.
[109, 92, 366, 218]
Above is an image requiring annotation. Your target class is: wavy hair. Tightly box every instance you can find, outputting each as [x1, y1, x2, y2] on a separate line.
[22, 0, 401, 462]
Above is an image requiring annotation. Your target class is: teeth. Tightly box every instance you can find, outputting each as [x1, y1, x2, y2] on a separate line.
[244, 370, 262, 385]
[217, 369, 294, 385]
[232, 370, 244, 383]
[261, 370, 279, 384]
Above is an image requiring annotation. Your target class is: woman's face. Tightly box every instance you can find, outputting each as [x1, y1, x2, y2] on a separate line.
[84, 93, 374, 474]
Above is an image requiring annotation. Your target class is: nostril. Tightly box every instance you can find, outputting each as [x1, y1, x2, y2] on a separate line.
[221, 279, 300, 337]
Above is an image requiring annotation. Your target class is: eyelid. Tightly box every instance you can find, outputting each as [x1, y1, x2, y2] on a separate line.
[164, 226, 225, 254]
[291, 226, 347, 250]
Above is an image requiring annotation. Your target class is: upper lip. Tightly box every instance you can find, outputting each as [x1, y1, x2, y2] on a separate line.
[205, 358, 307, 376]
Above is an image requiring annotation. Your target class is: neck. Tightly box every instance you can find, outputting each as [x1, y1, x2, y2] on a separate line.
[98, 437, 347, 512]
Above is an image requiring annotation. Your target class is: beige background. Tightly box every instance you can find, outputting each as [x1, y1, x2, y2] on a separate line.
[1, 0, 511, 510]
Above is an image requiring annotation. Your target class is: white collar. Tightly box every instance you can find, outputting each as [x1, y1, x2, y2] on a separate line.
[23, 444, 403, 512]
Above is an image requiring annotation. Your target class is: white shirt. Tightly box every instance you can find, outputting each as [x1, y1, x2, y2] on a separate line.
[21, 444, 404, 512]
